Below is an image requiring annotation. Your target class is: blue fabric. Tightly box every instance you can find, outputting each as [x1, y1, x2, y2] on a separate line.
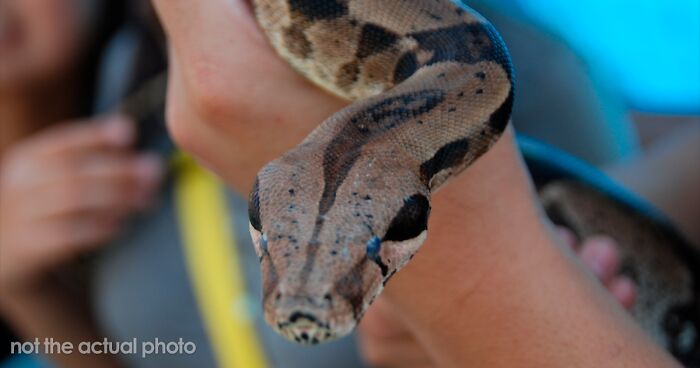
[516, 0, 700, 113]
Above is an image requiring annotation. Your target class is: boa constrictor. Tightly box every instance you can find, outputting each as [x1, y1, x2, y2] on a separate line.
[246, 0, 699, 363]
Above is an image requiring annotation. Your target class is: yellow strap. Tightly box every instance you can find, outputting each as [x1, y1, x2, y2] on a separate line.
[173, 153, 268, 368]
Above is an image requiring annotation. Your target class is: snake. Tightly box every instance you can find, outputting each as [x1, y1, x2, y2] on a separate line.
[246, 0, 700, 363]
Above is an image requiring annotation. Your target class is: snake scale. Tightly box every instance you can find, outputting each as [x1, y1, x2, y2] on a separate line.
[246, 0, 700, 363]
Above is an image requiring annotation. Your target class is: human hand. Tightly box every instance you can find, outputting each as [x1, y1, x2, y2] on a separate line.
[152, 0, 347, 191]
[0, 116, 163, 297]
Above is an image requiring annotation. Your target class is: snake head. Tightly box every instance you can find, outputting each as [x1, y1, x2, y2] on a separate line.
[248, 147, 431, 344]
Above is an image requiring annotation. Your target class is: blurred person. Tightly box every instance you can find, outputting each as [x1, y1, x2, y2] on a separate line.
[0, 1, 160, 367]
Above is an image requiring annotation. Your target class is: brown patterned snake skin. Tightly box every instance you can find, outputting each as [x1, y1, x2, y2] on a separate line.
[246, 0, 699, 362]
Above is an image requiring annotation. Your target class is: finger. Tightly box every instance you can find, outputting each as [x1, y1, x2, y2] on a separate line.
[609, 276, 637, 311]
[75, 152, 163, 211]
[73, 152, 163, 204]
[578, 235, 620, 284]
[25, 154, 163, 218]
[30, 115, 135, 157]
[19, 216, 121, 269]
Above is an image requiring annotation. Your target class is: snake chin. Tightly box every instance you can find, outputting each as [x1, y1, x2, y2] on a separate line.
[269, 309, 356, 345]
[275, 312, 334, 345]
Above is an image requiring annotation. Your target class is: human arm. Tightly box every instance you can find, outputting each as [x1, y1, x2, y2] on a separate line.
[364, 128, 671, 367]
[357, 226, 638, 367]
[151, 1, 678, 366]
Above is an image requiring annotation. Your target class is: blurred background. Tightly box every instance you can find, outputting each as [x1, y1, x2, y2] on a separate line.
[0, 0, 698, 367]
[518, 0, 700, 114]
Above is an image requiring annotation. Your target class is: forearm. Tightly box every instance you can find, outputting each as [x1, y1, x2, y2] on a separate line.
[0, 284, 122, 368]
[382, 128, 678, 367]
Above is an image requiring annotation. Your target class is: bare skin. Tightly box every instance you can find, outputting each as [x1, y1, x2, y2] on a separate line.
[358, 228, 638, 367]
[152, 0, 676, 366]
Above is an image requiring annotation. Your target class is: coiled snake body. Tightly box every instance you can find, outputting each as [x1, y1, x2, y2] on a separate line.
[247, 0, 699, 363]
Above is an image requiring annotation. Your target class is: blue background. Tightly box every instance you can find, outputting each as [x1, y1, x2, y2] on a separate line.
[516, 0, 700, 114]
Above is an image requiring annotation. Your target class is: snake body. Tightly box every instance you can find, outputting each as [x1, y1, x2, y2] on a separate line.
[249, 0, 512, 344]
[247, 0, 700, 362]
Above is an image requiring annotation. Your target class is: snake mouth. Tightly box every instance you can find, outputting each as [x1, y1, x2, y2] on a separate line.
[276, 311, 334, 345]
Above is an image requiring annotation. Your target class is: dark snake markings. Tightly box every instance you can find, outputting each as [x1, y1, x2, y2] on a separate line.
[249, 3, 700, 365]
[250, 0, 517, 346]
[299, 89, 446, 284]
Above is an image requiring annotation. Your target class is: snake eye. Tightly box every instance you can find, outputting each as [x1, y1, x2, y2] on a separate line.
[382, 194, 430, 242]
[249, 177, 262, 231]
[366, 236, 388, 277]
[366, 236, 381, 257]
